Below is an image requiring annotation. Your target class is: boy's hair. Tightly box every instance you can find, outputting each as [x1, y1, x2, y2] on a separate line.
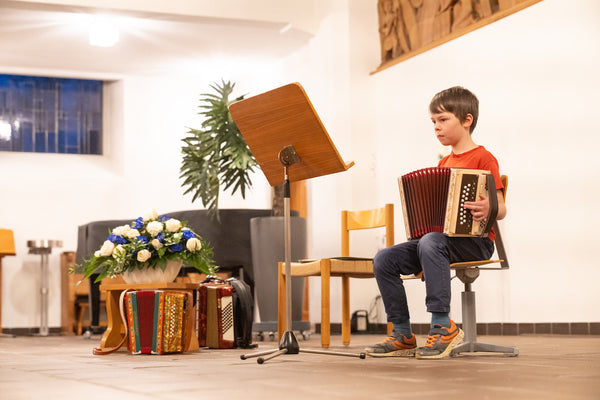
[429, 86, 479, 134]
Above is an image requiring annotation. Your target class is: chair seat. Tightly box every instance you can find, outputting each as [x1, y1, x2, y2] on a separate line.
[285, 258, 375, 278]
[451, 259, 504, 269]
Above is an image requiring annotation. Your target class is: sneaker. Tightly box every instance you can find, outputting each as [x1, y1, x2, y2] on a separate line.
[416, 320, 464, 359]
[364, 330, 417, 357]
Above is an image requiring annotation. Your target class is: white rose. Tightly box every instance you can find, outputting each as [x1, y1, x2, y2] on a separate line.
[112, 244, 126, 259]
[99, 240, 115, 257]
[94, 250, 101, 257]
[151, 239, 163, 249]
[112, 225, 131, 236]
[165, 218, 182, 232]
[186, 238, 202, 252]
[146, 221, 164, 237]
[126, 229, 140, 238]
[137, 249, 152, 262]
[143, 209, 158, 222]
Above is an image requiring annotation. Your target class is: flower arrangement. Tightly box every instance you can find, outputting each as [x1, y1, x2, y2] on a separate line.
[75, 210, 214, 282]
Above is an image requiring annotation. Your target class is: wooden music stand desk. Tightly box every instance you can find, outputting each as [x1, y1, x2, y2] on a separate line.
[229, 82, 358, 363]
[98, 282, 200, 351]
[0, 229, 16, 335]
[230, 82, 354, 187]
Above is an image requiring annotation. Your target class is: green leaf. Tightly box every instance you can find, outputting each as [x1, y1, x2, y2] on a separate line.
[180, 80, 257, 220]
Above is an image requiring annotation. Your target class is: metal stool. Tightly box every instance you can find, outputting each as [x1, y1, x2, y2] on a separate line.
[27, 240, 62, 336]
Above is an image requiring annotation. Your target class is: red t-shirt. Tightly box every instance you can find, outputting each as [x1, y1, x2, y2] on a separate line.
[438, 145, 503, 241]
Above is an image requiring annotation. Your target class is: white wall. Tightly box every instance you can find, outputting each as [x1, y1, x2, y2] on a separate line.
[0, 64, 277, 328]
[301, 0, 600, 325]
[2, 0, 599, 330]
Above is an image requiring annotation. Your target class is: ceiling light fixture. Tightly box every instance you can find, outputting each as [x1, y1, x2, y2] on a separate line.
[89, 16, 119, 47]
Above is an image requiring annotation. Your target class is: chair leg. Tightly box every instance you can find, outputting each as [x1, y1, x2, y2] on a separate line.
[452, 287, 519, 357]
[76, 303, 88, 336]
[277, 262, 286, 342]
[341, 276, 350, 346]
[320, 259, 331, 348]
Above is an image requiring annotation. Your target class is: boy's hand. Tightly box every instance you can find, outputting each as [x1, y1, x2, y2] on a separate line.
[464, 195, 489, 222]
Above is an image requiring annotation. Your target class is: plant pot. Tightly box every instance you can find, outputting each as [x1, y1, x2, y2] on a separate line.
[121, 259, 183, 284]
[250, 216, 310, 334]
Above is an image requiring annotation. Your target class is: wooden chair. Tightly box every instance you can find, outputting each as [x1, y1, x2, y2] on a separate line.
[60, 251, 122, 335]
[278, 204, 394, 348]
[0, 229, 16, 335]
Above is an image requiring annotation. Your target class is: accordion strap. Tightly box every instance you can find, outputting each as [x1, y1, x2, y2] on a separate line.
[182, 291, 194, 352]
[482, 174, 499, 235]
[93, 289, 134, 355]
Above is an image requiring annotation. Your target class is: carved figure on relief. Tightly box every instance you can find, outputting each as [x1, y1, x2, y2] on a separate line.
[378, 0, 503, 64]
[378, 0, 409, 62]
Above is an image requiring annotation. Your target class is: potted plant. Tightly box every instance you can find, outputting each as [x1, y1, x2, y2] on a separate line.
[73, 209, 214, 284]
[180, 80, 259, 220]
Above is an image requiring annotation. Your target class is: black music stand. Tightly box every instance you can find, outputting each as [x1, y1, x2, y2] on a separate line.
[229, 83, 364, 364]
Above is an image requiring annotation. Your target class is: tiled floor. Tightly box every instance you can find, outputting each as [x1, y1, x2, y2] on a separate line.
[0, 333, 599, 400]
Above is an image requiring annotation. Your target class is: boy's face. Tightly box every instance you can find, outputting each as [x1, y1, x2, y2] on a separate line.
[430, 111, 472, 147]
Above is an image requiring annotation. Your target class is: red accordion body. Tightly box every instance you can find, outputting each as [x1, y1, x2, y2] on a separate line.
[197, 280, 235, 349]
[124, 290, 193, 355]
[398, 167, 497, 240]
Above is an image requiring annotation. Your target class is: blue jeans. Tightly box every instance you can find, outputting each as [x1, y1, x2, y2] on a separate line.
[372, 232, 494, 324]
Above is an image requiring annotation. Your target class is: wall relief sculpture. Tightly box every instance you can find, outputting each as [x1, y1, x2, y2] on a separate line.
[374, 0, 544, 73]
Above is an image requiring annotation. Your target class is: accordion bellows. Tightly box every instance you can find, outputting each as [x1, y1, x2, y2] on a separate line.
[398, 167, 498, 240]
[125, 290, 193, 355]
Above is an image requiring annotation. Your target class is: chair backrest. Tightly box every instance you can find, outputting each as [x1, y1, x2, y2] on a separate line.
[495, 175, 509, 269]
[0, 229, 16, 256]
[341, 204, 394, 257]
[500, 175, 508, 200]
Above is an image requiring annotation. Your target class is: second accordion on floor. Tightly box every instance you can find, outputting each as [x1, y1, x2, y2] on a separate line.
[124, 290, 194, 355]
[397, 167, 498, 240]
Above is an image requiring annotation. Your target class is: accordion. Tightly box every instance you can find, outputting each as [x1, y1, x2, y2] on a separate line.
[124, 290, 194, 355]
[197, 279, 235, 349]
[398, 167, 498, 240]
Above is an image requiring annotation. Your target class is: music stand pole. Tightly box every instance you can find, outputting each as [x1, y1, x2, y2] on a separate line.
[229, 83, 364, 364]
[280, 147, 300, 353]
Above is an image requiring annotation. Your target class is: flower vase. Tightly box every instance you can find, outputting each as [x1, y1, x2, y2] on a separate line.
[121, 259, 183, 284]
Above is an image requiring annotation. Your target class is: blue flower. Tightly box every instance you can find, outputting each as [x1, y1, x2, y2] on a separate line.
[159, 215, 170, 222]
[133, 217, 144, 229]
[170, 243, 184, 252]
[182, 230, 195, 240]
[156, 232, 165, 243]
[107, 234, 127, 245]
[136, 236, 148, 244]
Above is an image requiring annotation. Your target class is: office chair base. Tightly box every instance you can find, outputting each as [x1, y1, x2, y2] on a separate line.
[451, 341, 519, 357]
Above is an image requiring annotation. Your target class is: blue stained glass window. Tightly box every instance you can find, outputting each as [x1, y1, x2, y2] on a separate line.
[0, 74, 102, 155]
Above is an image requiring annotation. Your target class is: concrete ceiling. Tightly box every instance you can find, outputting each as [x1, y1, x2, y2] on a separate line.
[0, 2, 314, 76]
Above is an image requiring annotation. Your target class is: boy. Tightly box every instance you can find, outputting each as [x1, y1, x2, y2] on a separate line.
[365, 86, 506, 359]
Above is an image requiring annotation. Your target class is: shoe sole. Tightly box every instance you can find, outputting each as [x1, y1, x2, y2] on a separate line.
[365, 348, 416, 358]
[415, 329, 464, 360]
